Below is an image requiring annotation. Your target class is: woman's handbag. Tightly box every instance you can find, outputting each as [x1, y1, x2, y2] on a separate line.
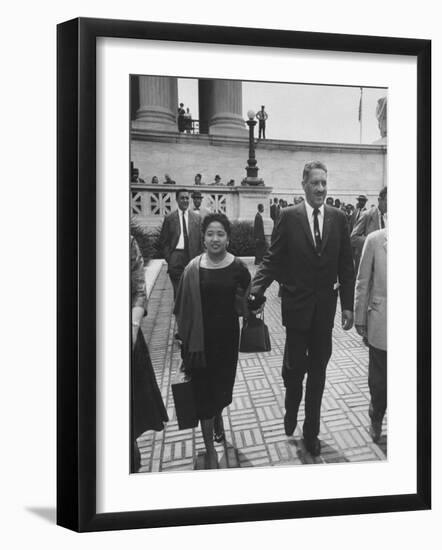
[171, 366, 198, 430]
[239, 311, 271, 353]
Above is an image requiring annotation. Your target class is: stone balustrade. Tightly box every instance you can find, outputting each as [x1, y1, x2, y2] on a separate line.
[131, 183, 273, 236]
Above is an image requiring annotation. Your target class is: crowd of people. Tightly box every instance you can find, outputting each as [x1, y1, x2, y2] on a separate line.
[131, 161, 388, 471]
[139, 171, 236, 187]
[270, 193, 380, 236]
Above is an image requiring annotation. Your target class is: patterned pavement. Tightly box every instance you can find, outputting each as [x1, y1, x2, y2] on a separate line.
[137, 259, 387, 472]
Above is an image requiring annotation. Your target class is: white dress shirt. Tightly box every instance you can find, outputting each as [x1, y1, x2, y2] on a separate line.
[175, 209, 189, 250]
[304, 202, 324, 242]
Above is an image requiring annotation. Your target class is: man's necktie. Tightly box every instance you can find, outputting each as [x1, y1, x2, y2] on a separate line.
[313, 208, 322, 253]
[182, 212, 189, 256]
[380, 213, 385, 229]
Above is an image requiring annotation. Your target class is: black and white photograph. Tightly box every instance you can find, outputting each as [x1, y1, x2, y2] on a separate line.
[1, 0, 438, 543]
[53, 14, 431, 534]
[129, 75, 389, 473]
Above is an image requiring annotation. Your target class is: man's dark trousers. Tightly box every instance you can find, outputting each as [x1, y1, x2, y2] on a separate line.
[368, 345, 387, 425]
[168, 249, 189, 299]
[259, 121, 266, 139]
[283, 307, 333, 441]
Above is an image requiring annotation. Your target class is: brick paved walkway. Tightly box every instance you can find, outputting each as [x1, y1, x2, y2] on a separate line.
[137, 259, 387, 472]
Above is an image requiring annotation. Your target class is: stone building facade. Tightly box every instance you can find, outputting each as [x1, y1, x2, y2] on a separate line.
[130, 76, 387, 234]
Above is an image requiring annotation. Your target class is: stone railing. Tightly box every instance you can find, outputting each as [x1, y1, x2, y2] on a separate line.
[131, 183, 273, 235]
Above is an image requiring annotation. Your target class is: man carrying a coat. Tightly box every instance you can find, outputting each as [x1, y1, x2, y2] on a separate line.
[249, 160, 355, 456]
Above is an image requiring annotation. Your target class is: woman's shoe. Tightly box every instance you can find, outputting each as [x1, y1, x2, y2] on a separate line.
[204, 449, 219, 469]
[213, 414, 225, 443]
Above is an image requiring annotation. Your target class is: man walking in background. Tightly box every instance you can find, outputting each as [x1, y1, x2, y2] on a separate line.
[190, 190, 210, 219]
[351, 187, 387, 272]
[253, 203, 267, 265]
[249, 161, 355, 456]
[349, 194, 368, 233]
[354, 228, 387, 443]
[159, 189, 203, 299]
[270, 197, 279, 226]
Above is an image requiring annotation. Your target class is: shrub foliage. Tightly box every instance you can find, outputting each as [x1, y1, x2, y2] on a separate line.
[130, 220, 162, 263]
[130, 217, 256, 262]
[228, 220, 255, 256]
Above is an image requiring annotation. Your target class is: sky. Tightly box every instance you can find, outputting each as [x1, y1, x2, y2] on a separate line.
[178, 78, 387, 144]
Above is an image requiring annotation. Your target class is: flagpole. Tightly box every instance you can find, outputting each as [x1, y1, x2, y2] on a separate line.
[359, 87, 363, 144]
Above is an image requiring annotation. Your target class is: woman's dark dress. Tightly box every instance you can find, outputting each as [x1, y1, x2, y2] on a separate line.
[191, 258, 251, 419]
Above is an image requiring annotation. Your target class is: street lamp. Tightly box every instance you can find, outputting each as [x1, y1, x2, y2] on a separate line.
[242, 110, 264, 186]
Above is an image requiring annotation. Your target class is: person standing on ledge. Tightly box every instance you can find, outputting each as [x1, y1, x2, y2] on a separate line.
[184, 107, 192, 134]
[248, 160, 355, 457]
[256, 105, 268, 139]
[177, 102, 185, 132]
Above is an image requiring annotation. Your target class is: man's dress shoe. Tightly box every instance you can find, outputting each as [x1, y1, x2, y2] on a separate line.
[304, 437, 321, 457]
[284, 414, 296, 437]
[369, 422, 382, 443]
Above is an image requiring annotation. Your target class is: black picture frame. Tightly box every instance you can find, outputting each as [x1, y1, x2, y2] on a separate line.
[57, 17, 431, 532]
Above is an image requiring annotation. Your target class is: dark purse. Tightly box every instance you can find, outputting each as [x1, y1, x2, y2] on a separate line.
[171, 366, 199, 430]
[239, 311, 271, 353]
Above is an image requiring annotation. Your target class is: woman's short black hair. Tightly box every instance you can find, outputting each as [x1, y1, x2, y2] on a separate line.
[202, 212, 232, 237]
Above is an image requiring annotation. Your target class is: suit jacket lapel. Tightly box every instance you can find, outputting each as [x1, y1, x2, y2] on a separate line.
[174, 209, 180, 235]
[320, 206, 333, 253]
[299, 203, 316, 252]
[173, 210, 181, 249]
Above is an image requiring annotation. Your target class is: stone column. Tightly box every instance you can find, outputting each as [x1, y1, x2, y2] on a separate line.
[199, 79, 247, 137]
[133, 76, 178, 132]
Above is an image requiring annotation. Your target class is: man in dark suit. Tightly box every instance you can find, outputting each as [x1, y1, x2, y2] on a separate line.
[351, 187, 387, 273]
[253, 203, 267, 265]
[349, 194, 368, 234]
[190, 190, 210, 219]
[249, 160, 355, 456]
[159, 188, 203, 299]
[270, 198, 279, 225]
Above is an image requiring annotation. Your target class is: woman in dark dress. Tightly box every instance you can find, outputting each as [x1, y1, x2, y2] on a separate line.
[131, 236, 168, 473]
[174, 214, 251, 469]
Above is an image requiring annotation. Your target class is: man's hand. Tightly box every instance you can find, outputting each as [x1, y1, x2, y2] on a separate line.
[248, 294, 266, 314]
[341, 310, 354, 331]
[355, 324, 367, 338]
